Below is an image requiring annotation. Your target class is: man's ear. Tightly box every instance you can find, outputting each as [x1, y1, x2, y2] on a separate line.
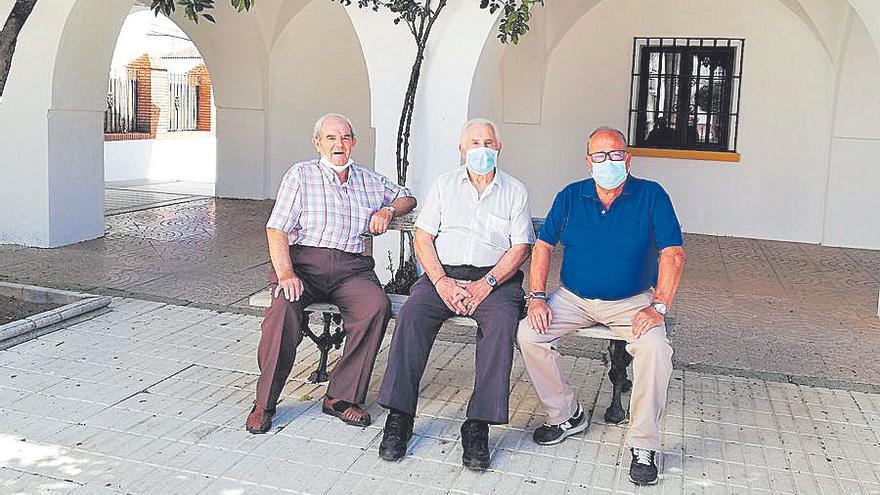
[312, 136, 322, 155]
[625, 152, 633, 172]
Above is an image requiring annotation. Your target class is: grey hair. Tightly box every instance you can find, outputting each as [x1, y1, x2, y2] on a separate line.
[460, 117, 501, 143]
[313, 113, 356, 139]
[588, 126, 628, 149]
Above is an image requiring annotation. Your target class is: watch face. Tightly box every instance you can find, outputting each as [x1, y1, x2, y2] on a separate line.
[486, 274, 497, 286]
[652, 303, 667, 315]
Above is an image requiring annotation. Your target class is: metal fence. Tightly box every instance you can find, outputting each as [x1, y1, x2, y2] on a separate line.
[168, 73, 199, 132]
[104, 77, 139, 134]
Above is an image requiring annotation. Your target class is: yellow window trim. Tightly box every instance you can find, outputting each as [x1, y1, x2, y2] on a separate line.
[630, 147, 741, 162]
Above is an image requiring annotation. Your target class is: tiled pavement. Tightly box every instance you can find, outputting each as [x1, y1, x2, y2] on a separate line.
[0, 198, 878, 389]
[104, 182, 213, 216]
[3, 298, 880, 494]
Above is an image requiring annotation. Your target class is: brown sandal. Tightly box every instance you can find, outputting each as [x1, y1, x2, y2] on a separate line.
[322, 396, 372, 427]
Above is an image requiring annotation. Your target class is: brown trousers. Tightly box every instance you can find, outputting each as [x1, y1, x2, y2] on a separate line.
[255, 245, 391, 412]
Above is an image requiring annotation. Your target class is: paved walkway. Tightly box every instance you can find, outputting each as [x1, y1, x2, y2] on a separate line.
[0, 198, 878, 389]
[104, 181, 213, 216]
[2, 299, 880, 494]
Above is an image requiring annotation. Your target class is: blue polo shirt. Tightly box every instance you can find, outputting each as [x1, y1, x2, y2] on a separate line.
[538, 176, 683, 301]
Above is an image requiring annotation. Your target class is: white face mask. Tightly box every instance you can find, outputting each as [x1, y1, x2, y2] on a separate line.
[320, 156, 353, 173]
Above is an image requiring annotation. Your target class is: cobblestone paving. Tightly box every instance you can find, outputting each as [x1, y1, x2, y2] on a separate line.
[0, 198, 878, 388]
[2, 299, 880, 494]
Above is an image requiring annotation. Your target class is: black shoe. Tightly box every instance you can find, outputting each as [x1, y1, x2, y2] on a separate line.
[532, 403, 587, 445]
[460, 419, 490, 471]
[629, 448, 659, 485]
[379, 410, 414, 461]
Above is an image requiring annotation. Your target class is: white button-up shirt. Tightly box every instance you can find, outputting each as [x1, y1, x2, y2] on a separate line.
[415, 167, 535, 267]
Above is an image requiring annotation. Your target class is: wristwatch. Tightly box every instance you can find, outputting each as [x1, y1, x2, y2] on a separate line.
[484, 273, 497, 288]
[528, 291, 547, 301]
[382, 205, 397, 216]
[650, 301, 668, 316]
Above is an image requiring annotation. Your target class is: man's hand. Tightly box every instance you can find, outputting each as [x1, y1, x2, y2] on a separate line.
[631, 306, 664, 338]
[369, 208, 394, 235]
[274, 274, 304, 302]
[435, 277, 471, 314]
[458, 278, 492, 315]
[527, 298, 553, 334]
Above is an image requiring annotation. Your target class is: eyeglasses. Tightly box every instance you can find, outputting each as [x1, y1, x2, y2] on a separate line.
[587, 150, 627, 163]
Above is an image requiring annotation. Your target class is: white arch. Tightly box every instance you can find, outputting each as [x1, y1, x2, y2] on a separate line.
[470, 0, 878, 127]
[265, 0, 374, 197]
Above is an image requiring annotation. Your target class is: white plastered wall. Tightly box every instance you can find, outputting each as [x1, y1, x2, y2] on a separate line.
[0, 0, 130, 247]
[823, 14, 880, 249]
[469, 0, 880, 249]
[267, 1, 373, 196]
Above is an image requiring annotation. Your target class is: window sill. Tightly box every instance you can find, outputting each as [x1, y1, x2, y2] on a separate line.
[630, 148, 740, 162]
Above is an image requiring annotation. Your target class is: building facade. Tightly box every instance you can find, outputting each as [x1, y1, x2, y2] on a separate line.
[0, 0, 878, 250]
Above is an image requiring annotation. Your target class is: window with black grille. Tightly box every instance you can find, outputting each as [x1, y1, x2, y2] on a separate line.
[627, 38, 744, 153]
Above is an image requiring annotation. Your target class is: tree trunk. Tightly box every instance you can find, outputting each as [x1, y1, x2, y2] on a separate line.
[0, 0, 39, 97]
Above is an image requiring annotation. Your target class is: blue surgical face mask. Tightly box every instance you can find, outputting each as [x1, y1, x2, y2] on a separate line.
[465, 147, 498, 175]
[591, 159, 628, 189]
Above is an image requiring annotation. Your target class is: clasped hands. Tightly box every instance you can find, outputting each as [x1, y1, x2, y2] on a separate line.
[435, 276, 492, 316]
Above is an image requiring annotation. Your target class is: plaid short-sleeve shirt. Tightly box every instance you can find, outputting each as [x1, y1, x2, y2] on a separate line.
[266, 159, 412, 253]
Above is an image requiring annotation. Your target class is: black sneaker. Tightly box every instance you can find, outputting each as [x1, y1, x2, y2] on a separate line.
[460, 419, 490, 471]
[629, 448, 659, 485]
[532, 403, 587, 445]
[379, 410, 414, 461]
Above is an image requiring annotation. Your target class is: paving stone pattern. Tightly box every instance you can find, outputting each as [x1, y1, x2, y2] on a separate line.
[0, 198, 878, 388]
[2, 299, 880, 494]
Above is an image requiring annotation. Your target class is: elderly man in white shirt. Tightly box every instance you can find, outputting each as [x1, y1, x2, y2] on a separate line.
[376, 118, 535, 471]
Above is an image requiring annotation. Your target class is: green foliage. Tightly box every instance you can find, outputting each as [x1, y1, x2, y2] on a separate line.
[335, 0, 542, 44]
[482, 0, 543, 44]
[151, 0, 231, 24]
[151, 0, 542, 45]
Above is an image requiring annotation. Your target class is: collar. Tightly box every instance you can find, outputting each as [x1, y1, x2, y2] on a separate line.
[457, 166, 502, 191]
[317, 159, 358, 185]
[581, 176, 637, 199]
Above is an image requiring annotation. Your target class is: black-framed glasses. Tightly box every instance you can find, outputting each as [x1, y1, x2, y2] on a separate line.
[587, 150, 627, 163]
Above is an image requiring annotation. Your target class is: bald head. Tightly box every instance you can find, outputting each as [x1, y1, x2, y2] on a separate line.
[587, 127, 627, 154]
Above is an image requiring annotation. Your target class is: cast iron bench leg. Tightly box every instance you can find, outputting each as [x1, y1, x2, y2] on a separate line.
[604, 339, 633, 424]
[304, 311, 346, 384]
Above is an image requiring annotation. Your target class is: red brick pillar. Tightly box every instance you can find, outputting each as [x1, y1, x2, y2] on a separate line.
[126, 55, 156, 136]
[188, 64, 213, 132]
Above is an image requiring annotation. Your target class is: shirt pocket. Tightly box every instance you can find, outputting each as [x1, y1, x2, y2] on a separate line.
[484, 213, 511, 249]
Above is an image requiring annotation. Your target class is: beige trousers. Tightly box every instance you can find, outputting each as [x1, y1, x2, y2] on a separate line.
[517, 287, 673, 451]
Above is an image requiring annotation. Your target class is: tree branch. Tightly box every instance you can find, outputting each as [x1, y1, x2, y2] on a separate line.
[0, 0, 39, 97]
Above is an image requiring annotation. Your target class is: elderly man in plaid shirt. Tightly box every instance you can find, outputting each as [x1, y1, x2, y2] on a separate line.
[246, 114, 416, 433]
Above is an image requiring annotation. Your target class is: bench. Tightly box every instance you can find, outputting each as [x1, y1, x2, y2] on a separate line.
[249, 213, 634, 423]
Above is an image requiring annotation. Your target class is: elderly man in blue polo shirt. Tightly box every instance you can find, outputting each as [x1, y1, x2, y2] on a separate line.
[517, 127, 686, 486]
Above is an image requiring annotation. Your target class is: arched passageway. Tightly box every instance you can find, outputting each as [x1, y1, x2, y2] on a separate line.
[468, 0, 880, 249]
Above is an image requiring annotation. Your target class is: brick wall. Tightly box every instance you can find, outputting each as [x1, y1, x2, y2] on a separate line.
[105, 55, 213, 141]
[187, 64, 213, 132]
[105, 55, 156, 141]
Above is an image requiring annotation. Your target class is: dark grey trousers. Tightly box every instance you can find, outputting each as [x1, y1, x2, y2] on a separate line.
[378, 265, 525, 424]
